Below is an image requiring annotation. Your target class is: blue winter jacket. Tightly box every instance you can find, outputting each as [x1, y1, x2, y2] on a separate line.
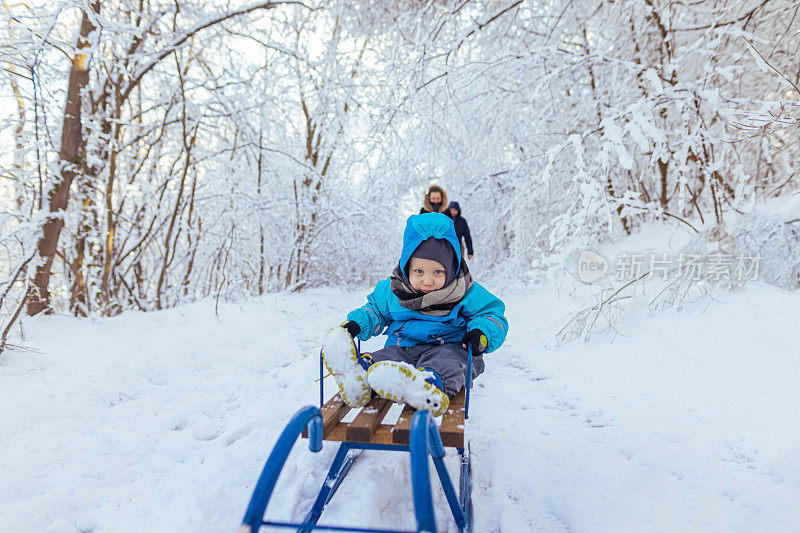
[346, 213, 508, 353]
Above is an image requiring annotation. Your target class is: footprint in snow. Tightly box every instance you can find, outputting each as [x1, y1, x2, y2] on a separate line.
[192, 420, 225, 442]
[224, 422, 256, 446]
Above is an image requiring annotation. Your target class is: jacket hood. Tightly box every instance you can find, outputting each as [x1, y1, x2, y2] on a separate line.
[448, 201, 461, 216]
[399, 213, 461, 278]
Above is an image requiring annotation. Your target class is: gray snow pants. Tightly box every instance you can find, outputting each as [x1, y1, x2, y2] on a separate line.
[366, 343, 485, 397]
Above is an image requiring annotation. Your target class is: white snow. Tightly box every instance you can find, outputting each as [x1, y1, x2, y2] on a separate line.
[2, 245, 799, 532]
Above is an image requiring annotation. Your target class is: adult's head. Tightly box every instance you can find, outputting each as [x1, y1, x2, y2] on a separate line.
[422, 185, 449, 214]
[448, 201, 461, 218]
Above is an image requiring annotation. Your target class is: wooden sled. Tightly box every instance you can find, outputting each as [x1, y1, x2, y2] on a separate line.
[240, 341, 474, 533]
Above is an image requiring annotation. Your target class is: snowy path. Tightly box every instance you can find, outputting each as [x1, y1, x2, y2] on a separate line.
[1, 284, 799, 532]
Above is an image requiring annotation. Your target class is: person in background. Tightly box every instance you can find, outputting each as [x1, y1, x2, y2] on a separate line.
[419, 185, 449, 214]
[448, 201, 473, 260]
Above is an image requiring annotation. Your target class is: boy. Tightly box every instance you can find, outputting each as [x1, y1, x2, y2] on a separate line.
[321, 213, 508, 416]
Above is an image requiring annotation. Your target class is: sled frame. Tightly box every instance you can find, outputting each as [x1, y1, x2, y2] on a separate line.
[240, 342, 473, 533]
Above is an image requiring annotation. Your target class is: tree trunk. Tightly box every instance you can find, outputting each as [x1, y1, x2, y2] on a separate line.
[68, 186, 93, 317]
[257, 132, 265, 295]
[27, 2, 100, 315]
[154, 47, 201, 309]
[10, 72, 25, 208]
[181, 174, 199, 296]
[100, 119, 122, 313]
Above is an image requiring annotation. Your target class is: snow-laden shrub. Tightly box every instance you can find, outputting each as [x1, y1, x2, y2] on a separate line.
[560, 225, 758, 343]
[736, 213, 800, 291]
[646, 227, 743, 315]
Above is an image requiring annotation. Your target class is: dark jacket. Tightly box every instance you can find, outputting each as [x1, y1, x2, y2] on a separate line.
[447, 202, 473, 256]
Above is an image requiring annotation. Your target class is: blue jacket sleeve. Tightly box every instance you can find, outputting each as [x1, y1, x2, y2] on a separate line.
[461, 283, 508, 353]
[346, 279, 392, 341]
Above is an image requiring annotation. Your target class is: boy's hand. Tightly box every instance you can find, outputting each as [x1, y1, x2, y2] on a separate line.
[461, 329, 488, 354]
[342, 320, 361, 338]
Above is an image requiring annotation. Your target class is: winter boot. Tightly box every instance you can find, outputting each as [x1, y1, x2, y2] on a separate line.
[366, 361, 450, 417]
[321, 325, 371, 407]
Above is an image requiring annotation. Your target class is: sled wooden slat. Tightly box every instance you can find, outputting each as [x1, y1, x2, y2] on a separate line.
[391, 405, 416, 444]
[438, 390, 466, 448]
[346, 397, 392, 442]
[327, 424, 395, 445]
[310, 389, 466, 447]
[301, 393, 349, 438]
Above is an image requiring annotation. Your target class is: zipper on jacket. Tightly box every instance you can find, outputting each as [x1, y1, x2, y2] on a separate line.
[428, 333, 445, 345]
[395, 324, 405, 346]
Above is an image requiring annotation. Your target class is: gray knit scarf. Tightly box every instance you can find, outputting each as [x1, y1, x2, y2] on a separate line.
[390, 259, 473, 316]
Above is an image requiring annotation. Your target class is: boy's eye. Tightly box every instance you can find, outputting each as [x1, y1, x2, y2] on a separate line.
[434, 270, 444, 275]
[414, 269, 423, 274]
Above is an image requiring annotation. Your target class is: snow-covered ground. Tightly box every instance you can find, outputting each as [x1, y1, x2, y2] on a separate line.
[2, 237, 799, 532]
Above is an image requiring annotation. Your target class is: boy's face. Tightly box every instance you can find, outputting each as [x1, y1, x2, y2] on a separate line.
[408, 257, 446, 293]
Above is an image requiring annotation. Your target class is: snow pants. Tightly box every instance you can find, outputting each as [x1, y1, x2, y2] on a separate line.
[366, 343, 485, 397]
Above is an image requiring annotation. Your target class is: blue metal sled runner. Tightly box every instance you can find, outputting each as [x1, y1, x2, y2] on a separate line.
[241, 344, 474, 533]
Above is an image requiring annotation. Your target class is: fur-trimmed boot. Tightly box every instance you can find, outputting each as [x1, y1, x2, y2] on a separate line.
[321, 325, 371, 407]
[366, 361, 449, 416]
